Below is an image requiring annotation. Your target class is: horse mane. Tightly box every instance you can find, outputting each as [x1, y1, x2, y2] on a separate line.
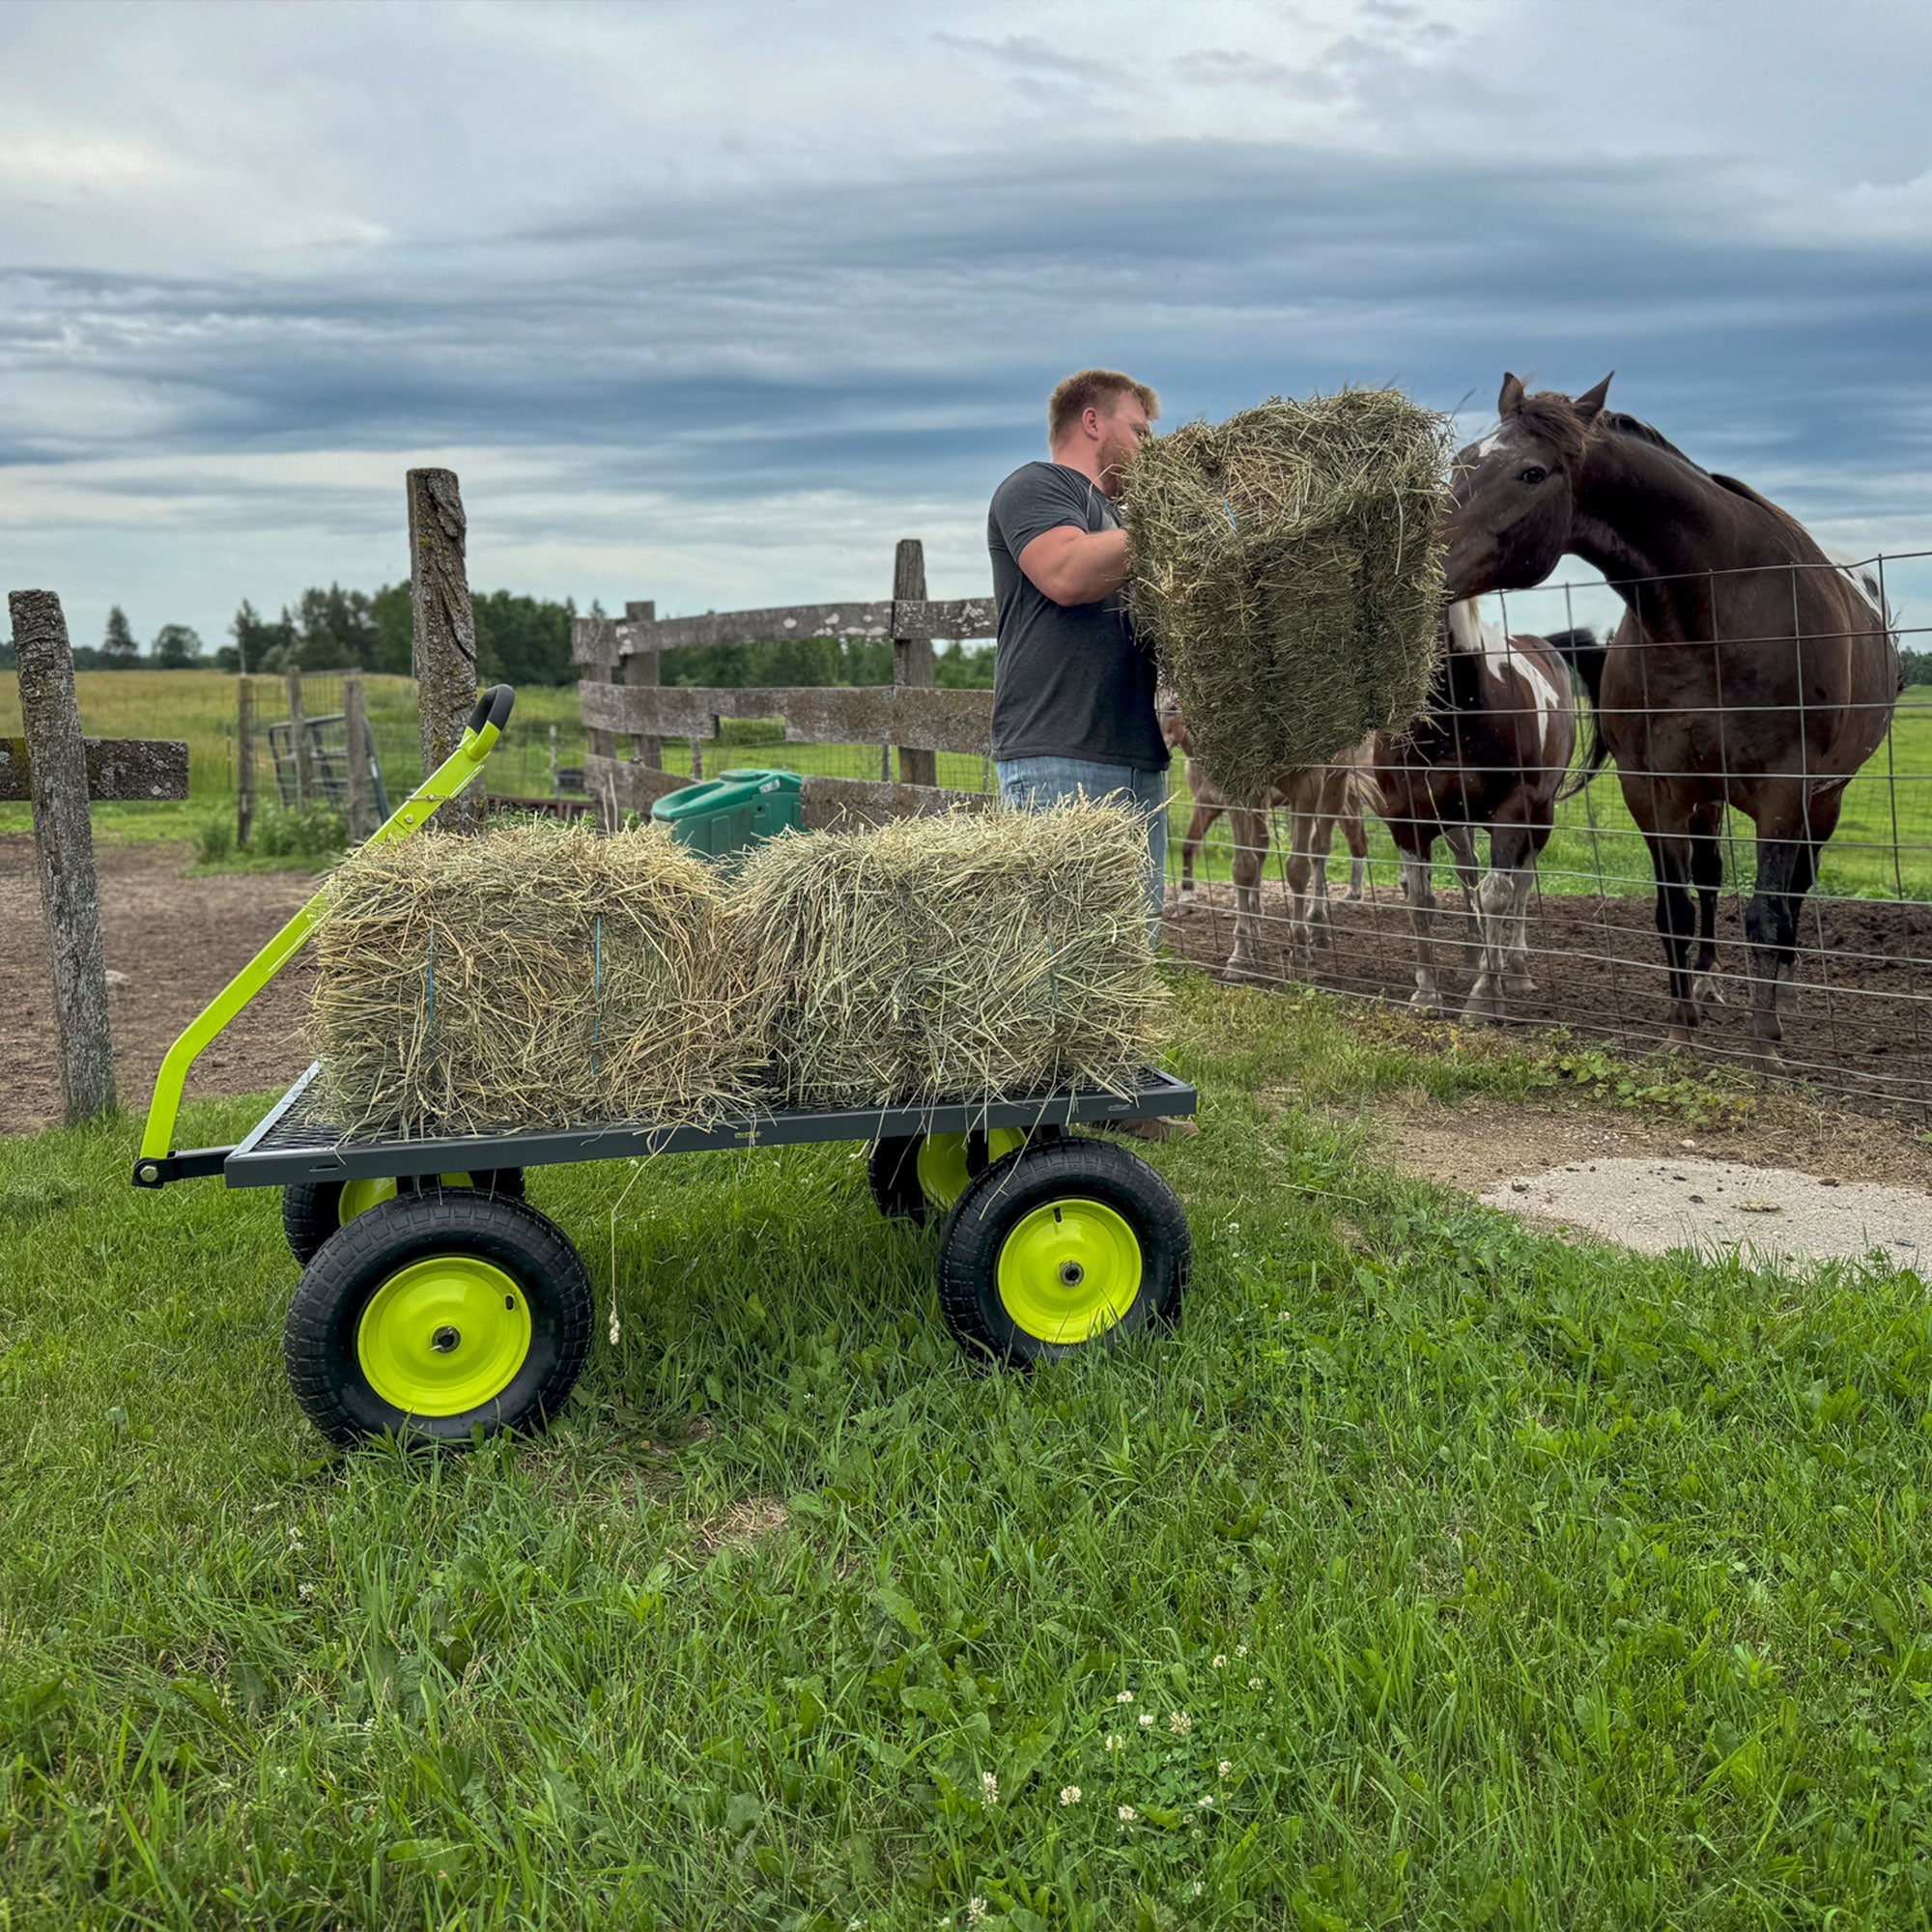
[1593, 410, 1826, 563]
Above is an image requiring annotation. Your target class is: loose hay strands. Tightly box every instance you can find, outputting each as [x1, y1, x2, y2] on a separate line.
[733, 803, 1170, 1109]
[312, 821, 754, 1138]
[1122, 388, 1454, 802]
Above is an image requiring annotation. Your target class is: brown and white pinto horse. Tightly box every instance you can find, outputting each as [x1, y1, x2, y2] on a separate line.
[1156, 691, 1376, 979]
[1442, 375, 1902, 1063]
[1373, 600, 1582, 1018]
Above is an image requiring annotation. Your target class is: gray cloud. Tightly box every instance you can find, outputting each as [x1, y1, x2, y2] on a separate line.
[4, 1, 1932, 646]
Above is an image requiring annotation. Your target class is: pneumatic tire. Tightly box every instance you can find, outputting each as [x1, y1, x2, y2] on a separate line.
[867, 1126, 1059, 1227]
[936, 1136, 1188, 1367]
[283, 1189, 590, 1449]
[281, 1168, 526, 1264]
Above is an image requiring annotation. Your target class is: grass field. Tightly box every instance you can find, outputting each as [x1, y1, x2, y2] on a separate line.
[6, 979, 1932, 1925]
[5, 673, 1931, 899]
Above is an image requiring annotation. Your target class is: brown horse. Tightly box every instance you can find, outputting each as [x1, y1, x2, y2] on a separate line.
[1155, 692, 1376, 978]
[1442, 375, 1901, 1063]
[1372, 600, 1582, 1020]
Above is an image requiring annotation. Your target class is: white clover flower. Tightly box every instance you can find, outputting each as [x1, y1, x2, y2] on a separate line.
[966, 1901, 987, 1926]
[1211, 1654, 1227, 1668]
[1191, 1881, 1206, 1897]
[1236, 1644, 1249, 1658]
[1197, 1794, 1215, 1809]
[1117, 1804, 1137, 1823]
[1059, 1786, 1081, 1805]
[980, 1772, 998, 1806]
[1169, 1711, 1191, 1736]
[1105, 1734, 1124, 1753]
[1218, 1759, 1233, 1779]
[1248, 1677, 1263, 1689]
[1116, 1690, 1134, 1705]
[1138, 1713, 1155, 1728]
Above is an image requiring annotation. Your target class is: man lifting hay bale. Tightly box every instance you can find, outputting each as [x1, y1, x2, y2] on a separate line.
[988, 369, 1171, 926]
[989, 369, 1193, 1142]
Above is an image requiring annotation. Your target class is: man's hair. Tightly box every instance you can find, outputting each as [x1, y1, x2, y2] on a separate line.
[1048, 369, 1159, 447]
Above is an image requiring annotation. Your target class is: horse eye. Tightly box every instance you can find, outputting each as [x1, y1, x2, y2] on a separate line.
[1518, 466, 1548, 486]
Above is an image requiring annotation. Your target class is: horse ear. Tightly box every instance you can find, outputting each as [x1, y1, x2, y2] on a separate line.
[1573, 372, 1614, 424]
[1498, 373, 1525, 416]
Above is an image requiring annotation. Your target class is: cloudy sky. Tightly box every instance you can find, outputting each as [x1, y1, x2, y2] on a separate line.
[5, 0, 1931, 653]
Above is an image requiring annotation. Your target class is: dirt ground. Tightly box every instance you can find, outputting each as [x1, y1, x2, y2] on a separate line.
[1166, 880, 1932, 1116]
[1373, 1087, 1932, 1196]
[2, 837, 316, 1137]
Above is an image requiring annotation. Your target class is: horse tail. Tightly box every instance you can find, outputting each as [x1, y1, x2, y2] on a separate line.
[1544, 627, 1609, 800]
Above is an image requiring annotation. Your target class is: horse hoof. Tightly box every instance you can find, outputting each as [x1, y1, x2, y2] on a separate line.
[1691, 973, 1726, 1008]
[1219, 959, 1268, 986]
[1503, 974, 1536, 996]
[1463, 991, 1504, 1023]
[1409, 988, 1444, 1015]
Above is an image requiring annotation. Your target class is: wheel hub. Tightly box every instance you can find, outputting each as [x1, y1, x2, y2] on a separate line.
[996, 1197, 1143, 1344]
[357, 1256, 531, 1416]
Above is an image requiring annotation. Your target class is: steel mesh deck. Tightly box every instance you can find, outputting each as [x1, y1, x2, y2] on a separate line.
[221, 1063, 1197, 1189]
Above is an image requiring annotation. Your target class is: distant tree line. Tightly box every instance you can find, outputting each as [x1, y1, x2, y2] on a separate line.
[2, 590, 998, 689]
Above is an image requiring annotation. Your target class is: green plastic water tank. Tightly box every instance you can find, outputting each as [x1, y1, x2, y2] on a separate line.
[649, 768, 805, 859]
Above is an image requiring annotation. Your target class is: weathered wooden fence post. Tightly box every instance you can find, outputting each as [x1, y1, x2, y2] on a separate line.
[342, 673, 374, 841]
[623, 600, 662, 774]
[236, 674, 255, 848]
[10, 590, 116, 1123]
[407, 467, 482, 833]
[892, 537, 937, 788]
[285, 668, 312, 809]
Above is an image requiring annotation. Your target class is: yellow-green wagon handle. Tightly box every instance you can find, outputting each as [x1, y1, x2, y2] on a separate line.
[131, 686, 517, 1183]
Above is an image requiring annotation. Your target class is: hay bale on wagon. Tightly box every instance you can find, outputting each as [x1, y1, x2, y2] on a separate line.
[312, 820, 754, 1138]
[733, 804, 1169, 1109]
[1122, 388, 1454, 802]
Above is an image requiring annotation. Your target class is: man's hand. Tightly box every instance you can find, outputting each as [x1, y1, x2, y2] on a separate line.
[1016, 526, 1131, 609]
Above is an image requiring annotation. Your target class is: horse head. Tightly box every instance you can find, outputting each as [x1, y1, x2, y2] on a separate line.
[1154, 685, 1191, 755]
[1441, 372, 1613, 599]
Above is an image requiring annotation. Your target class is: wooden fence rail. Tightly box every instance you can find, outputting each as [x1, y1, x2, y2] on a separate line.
[573, 539, 1002, 832]
[570, 595, 1000, 666]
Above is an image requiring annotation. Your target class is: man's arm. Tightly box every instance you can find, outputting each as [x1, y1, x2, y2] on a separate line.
[1016, 526, 1130, 609]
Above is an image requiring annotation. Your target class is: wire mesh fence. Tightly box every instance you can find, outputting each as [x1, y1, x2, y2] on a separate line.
[1157, 548, 1931, 1117]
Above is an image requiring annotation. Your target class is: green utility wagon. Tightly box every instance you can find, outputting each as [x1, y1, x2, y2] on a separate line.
[132, 689, 1196, 1451]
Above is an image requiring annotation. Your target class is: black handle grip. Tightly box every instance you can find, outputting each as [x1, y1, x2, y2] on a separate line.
[468, 685, 515, 736]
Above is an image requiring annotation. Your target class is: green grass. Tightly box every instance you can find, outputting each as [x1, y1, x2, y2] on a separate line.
[6, 980, 1932, 1926]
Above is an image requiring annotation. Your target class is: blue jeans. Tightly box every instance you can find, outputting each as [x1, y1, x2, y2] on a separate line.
[995, 755, 1169, 940]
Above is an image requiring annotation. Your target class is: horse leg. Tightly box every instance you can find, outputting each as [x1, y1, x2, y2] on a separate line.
[1689, 819, 1726, 1008]
[1173, 801, 1217, 905]
[1340, 807, 1369, 902]
[1222, 806, 1272, 981]
[1743, 802, 1834, 1065]
[1504, 816, 1550, 997]
[1442, 822, 1482, 970]
[1642, 832, 1700, 1044]
[1284, 807, 1315, 973]
[1464, 822, 1534, 1021]
[1398, 830, 1443, 1011]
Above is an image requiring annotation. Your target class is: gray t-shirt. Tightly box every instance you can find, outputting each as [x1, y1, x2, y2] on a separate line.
[986, 462, 1167, 771]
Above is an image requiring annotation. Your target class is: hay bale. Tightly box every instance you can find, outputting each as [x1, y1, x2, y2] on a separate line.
[311, 820, 753, 1138]
[1122, 388, 1453, 802]
[733, 804, 1169, 1108]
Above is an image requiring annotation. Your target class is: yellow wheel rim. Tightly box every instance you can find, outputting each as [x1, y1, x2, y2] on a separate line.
[337, 1173, 474, 1229]
[916, 1130, 1027, 1208]
[356, 1255, 531, 1416]
[996, 1197, 1143, 1344]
